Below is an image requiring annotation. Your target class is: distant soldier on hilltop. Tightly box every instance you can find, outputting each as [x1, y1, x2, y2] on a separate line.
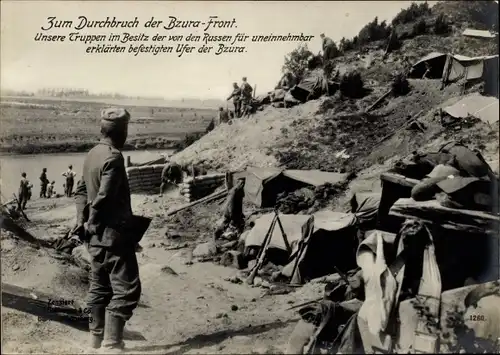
[240, 77, 254, 117]
[227, 82, 242, 118]
[320, 33, 338, 61]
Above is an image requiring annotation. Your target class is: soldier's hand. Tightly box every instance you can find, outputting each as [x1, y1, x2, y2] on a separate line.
[84, 222, 97, 236]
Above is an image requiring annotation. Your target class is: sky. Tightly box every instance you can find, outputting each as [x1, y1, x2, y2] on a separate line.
[1, 1, 434, 100]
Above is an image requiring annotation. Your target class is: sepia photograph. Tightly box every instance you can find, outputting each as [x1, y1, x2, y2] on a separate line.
[0, 0, 499, 353]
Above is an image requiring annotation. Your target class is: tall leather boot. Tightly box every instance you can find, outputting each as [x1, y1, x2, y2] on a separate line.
[101, 312, 126, 352]
[89, 307, 106, 349]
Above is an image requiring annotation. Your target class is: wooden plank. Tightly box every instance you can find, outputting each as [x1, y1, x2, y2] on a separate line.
[166, 189, 228, 216]
[366, 88, 392, 113]
[381, 172, 420, 188]
[389, 198, 500, 234]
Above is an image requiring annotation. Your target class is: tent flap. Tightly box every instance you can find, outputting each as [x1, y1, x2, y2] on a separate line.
[245, 213, 311, 250]
[244, 166, 285, 208]
[283, 169, 349, 187]
[413, 52, 447, 67]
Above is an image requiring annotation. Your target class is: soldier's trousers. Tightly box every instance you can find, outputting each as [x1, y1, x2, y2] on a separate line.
[214, 214, 245, 239]
[18, 193, 28, 210]
[233, 101, 241, 117]
[40, 184, 47, 198]
[86, 244, 141, 333]
[66, 178, 74, 197]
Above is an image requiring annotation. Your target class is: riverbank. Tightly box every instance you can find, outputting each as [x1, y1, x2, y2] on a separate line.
[0, 149, 174, 199]
[0, 97, 214, 155]
[0, 137, 181, 155]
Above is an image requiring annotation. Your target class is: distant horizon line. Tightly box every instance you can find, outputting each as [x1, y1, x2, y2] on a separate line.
[0, 87, 226, 102]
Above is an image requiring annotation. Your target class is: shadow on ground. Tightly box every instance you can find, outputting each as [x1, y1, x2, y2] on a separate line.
[127, 318, 298, 353]
[1, 282, 146, 341]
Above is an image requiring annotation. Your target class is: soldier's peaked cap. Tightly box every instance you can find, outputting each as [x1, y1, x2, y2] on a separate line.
[101, 107, 130, 122]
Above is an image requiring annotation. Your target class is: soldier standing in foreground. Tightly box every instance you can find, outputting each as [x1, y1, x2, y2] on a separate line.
[74, 108, 141, 352]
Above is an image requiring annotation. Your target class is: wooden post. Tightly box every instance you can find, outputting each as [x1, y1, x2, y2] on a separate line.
[126, 156, 131, 167]
[225, 172, 234, 190]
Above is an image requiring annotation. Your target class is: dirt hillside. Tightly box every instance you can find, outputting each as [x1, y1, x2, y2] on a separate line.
[171, 10, 498, 173]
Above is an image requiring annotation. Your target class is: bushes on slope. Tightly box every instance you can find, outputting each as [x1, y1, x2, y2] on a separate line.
[434, 13, 451, 35]
[340, 71, 365, 98]
[392, 2, 432, 25]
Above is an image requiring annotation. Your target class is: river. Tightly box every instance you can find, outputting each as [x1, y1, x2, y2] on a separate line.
[0, 149, 172, 200]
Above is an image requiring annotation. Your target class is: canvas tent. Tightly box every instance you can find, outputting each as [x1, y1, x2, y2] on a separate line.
[410, 52, 499, 95]
[443, 93, 499, 124]
[282, 211, 358, 284]
[289, 69, 338, 102]
[244, 168, 348, 207]
[245, 210, 359, 284]
[243, 167, 301, 208]
[245, 213, 312, 251]
[409, 52, 449, 79]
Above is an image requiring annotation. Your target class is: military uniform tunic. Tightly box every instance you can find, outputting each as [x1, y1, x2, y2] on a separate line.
[75, 137, 141, 323]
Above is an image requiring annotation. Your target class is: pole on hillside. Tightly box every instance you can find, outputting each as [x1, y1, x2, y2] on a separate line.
[225, 171, 234, 190]
[383, 30, 394, 59]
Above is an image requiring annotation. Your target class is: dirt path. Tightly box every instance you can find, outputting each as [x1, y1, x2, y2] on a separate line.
[1, 192, 324, 354]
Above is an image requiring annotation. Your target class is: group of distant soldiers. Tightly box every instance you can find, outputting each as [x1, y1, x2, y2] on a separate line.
[226, 76, 254, 119]
[212, 77, 254, 127]
[16, 165, 77, 210]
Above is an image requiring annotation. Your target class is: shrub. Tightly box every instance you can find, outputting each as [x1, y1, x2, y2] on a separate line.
[357, 17, 391, 46]
[183, 132, 204, 147]
[392, 2, 432, 25]
[205, 118, 215, 133]
[412, 19, 427, 36]
[339, 37, 355, 52]
[282, 44, 314, 83]
[434, 13, 451, 35]
[440, 1, 498, 32]
[391, 73, 411, 96]
[308, 54, 324, 71]
[173, 131, 206, 151]
[340, 71, 365, 98]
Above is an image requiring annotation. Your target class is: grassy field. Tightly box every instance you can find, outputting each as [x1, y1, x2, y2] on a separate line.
[0, 96, 216, 154]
